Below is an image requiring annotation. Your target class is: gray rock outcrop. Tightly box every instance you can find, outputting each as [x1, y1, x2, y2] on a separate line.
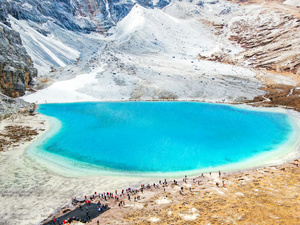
[0, 92, 34, 118]
[0, 22, 38, 97]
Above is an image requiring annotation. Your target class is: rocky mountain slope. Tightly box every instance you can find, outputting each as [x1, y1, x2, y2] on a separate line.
[196, 1, 300, 75]
[21, 2, 266, 104]
[0, 0, 172, 85]
[227, 3, 300, 75]
[228, 9, 299, 72]
[0, 19, 37, 98]
[0, 0, 299, 112]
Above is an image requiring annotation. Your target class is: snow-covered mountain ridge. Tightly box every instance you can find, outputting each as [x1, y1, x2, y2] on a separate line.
[1, 0, 171, 33]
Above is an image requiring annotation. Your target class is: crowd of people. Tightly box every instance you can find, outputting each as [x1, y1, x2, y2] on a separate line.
[50, 171, 226, 224]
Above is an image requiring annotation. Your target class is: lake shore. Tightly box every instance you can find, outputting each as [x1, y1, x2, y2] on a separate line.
[0, 103, 300, 224]
[55, 158, 300, 224]
[0, 113, 158, 225]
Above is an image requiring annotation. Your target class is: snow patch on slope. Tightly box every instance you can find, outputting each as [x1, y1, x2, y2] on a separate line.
[23, 68, 102, 103]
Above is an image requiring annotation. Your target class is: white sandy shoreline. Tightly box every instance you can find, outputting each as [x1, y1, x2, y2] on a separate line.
[1, 103, 300, 225]
[0, 113, 158, 224]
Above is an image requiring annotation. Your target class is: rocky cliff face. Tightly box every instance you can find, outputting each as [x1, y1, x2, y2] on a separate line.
[197, 2, 300, 75]
[228, 8, 300, 75]
[0, 22, 37, 98]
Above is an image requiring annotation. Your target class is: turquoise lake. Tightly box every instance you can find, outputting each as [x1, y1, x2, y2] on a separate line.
[37, 102, 293, 173]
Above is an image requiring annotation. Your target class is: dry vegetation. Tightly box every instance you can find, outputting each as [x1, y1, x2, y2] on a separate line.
[247, 83, 300, 111]
[50, 160, 300, 224]
[0, 115, 43, 151]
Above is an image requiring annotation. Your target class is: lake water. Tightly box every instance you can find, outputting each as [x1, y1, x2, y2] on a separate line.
[36, 102, 293, 174]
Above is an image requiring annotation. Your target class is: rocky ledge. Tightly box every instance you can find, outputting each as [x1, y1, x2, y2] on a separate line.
[0, 92, 35, 119]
